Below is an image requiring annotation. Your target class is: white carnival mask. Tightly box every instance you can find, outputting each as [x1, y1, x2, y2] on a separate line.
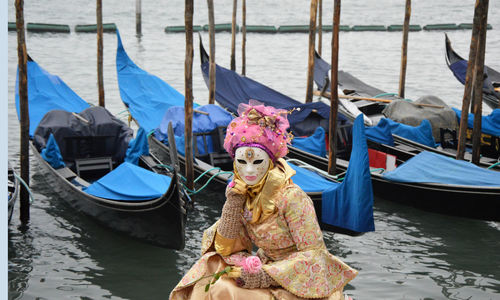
[234, 146, 271, 186]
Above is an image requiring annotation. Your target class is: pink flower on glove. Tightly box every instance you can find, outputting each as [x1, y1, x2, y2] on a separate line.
[228, 181, 235, 188]
[240, 256, 262, 274]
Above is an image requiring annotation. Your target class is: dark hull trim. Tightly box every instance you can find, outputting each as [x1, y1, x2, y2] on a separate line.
[31, 142, 187, 249]
[8, 163, 19, 224]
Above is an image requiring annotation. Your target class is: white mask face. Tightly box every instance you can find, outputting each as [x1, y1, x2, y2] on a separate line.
[234, 146, 271, 186]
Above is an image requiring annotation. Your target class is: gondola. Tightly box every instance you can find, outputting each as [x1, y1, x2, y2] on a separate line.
[115, 30, 233, 191]
[8, 161, 19, 224]
[116, 32, 375, 235]
[313, 51, 500, 169]
[199, 42, 500, 221]
[445, 34, 500, 109]
[15, 56, 188, 250]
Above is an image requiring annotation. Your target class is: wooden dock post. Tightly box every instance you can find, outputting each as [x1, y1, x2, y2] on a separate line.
[97, 0, 105, 107]
[471, 0, 489, 164]
[456, 0, 483, 160]
[328, 0, 341, 175]
[136, 0, 142, 37]
[230, 0, 238, 71]
[207, 0, 216, 104]
[241, 0, 247, 75]
[305, 0, 318, 103]
[16, 0, 30, 224]
[398, 0, 411, 98]
[317, 0, 323, 56]
[185, 0, 194, 190]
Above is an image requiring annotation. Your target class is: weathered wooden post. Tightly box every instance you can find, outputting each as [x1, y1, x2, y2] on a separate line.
[16, 0, 30, 224]
[328, 0, 341, 175]
[241, 0, 247, 75]
[456, 0, 483, 160]
[207, 0, 216, 104]
[97, 0, 105, 107]
[398, 0, 411, 98]
[136, 0, 142, 37]
[230, 0, 238, 71]
[305, 0, 318, 103]
[185, 0, 194, 190]
[317, 0, 323, 56]
[471, 0, 489, 164]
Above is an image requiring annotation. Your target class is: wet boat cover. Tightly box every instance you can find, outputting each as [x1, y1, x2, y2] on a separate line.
[383, 151, 500, 186]
[365, 118, 436, 147]
[116, 30, 191, 133]
[155, 104, 233, 156]
[125, 128, 150, 165]
[291, 126, 327, 157]
[41, 133, 66, 169]
[200, 51, 342, 137]
[84, 162, 172, 201]
[452, 108, 500, 137]
[16, 59, 90, 136]
[33, 107, 133, 163]
[321, 115, 375, 232]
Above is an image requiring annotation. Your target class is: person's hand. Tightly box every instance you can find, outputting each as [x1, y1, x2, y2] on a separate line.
[236, 268, 277, 289]
[226, 179, 247, 203]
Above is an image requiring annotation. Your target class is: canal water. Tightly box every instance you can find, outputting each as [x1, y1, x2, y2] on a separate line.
[7, 0, 500, 299]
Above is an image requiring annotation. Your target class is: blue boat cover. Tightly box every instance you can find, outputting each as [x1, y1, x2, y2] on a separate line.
[16, 60, 90, 136]
[125, 128, 150, 165]
[84, 162, 173, 201]
[291, 127, 327, 157]
[321, 115, 375, 233]
[288, 163, 340, 193]
[116, 30, 190, 133]
[41, 133, 66, 169]
[452, 108, 500, 137]
[383, 151, 500, 186]
[156, 104, 234, 156]
[366, 118, 436, 147]
[200, 51, 343, 137]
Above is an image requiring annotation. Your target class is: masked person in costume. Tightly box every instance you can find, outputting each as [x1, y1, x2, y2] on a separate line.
[170, 101, 357, 300]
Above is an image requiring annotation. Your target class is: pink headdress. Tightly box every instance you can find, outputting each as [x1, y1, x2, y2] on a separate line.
[223, 100, 293, 162]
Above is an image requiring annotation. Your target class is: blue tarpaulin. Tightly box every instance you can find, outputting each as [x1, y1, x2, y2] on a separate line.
[320, 115, 375, 233]
[84, 162, 173, 201]
[116, 30, 191, 133]
[155, 104, 233, 156]
[383, 151, 500, 186]
[41, 133, 66, 169]
[289, 163, 340, 193]
[366, 118, 436, 147]
[125, 128, 150, 165]
[291, 127, 327, 157]
[452, 108, 500, 137]
[16, 59, 90, 137]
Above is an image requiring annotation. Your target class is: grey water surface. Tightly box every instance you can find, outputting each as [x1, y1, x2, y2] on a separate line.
[7, 0, 500, 299]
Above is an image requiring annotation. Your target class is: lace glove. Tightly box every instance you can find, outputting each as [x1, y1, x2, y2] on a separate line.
[236, 269, 278, 289]
[217, 179, 247, 239]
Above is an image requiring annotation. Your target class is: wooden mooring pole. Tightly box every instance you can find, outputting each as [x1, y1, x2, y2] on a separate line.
[207, 0, 216, 104]
[230, 0, 238, 71]
[185, 0, 194, 190]
[241, 0, 247, 76]
[456, 0, 483, 160]
[16, 0, 30, 224]
[471, 0, 489, 164]
[97, 0, 105, 107]
[317, 0, 323, 56]
[305, 0, 318, 103]
[136, 0, 142, 37]
[328, 0, 341, 175]
[398, 0, 411, 99]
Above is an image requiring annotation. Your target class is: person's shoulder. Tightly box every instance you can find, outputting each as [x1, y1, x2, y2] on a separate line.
[277, 182, 310, 210]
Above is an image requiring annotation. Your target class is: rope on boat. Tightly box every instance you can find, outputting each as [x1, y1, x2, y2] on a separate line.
[373, 92, 412, 102]
[13, 172, 35, 204]
[156, 164, 234, 196]
[487, 161, 500, 169]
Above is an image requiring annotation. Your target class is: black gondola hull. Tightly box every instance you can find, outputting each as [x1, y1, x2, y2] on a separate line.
[31, 142, 187, 250]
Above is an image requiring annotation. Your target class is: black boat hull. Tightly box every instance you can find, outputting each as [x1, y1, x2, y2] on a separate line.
[31, 142, 187, 249]
[8, 163, 19, 224]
